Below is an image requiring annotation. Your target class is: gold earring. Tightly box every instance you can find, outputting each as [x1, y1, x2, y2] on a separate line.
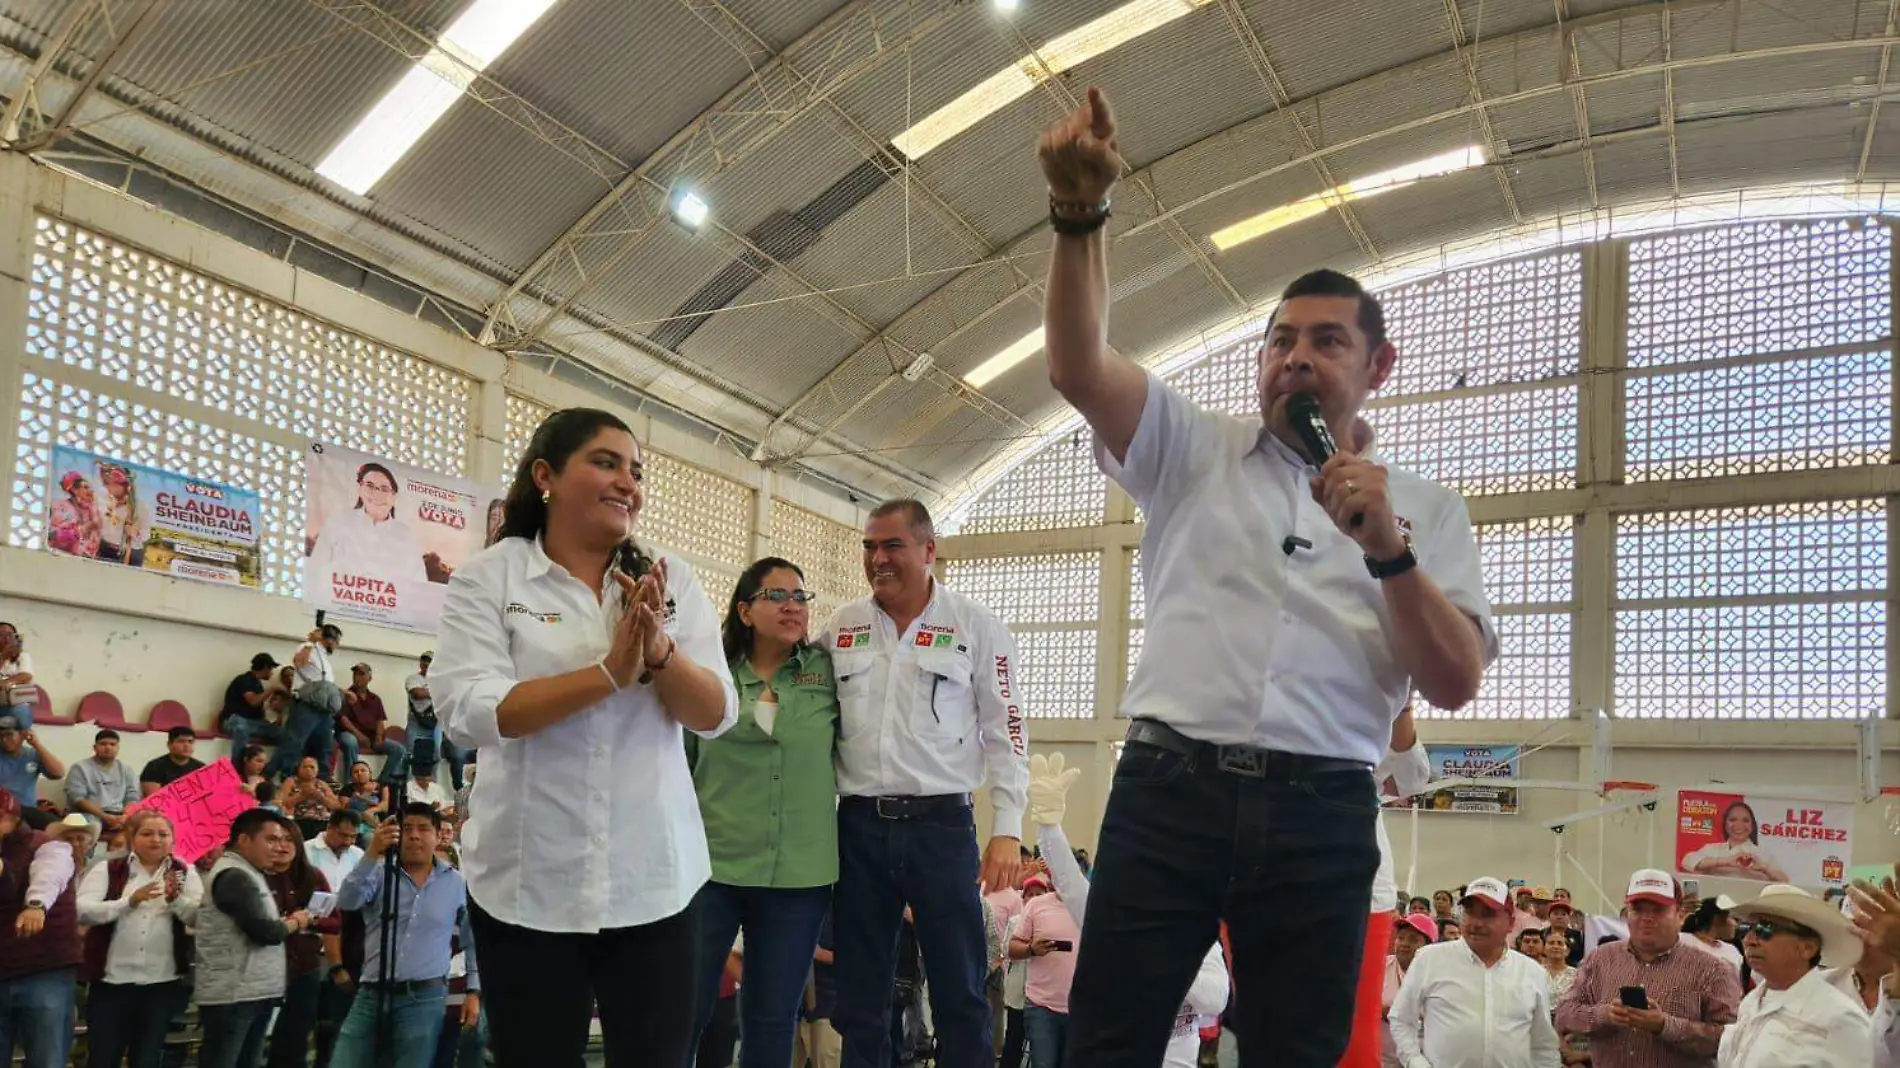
[541, 490, 551, 504]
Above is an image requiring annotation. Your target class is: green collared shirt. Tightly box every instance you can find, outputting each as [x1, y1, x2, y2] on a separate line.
[687, 644, 840, 888]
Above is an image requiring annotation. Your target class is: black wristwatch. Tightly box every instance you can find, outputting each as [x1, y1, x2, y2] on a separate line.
[24, 900, 45, 912]
[1365, 534, 1419, 580]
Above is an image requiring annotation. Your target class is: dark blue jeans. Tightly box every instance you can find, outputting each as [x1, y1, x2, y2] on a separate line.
[265, 701, 334, 780]
[1023, 1004, 1068, 1068]
[1063, 737, 1379, 1068]
[0, 967, 75, 1068]
[265, 970, 321, 1068]
[833, 799, 991, 1068]
[198, 999, 276, 1068]
[687, 882, 831, 1068]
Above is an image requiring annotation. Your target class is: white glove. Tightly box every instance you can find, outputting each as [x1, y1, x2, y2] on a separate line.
[1027, 752, 1082, 827]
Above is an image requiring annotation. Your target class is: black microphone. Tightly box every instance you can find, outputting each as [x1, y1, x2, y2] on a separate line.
[1282, 535, 1312, 556]
[1286, 393, 1363, 528]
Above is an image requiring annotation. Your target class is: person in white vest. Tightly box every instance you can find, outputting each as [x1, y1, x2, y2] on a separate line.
[196, 808, 315, 1068]
[1718, 884, 1868, 1068]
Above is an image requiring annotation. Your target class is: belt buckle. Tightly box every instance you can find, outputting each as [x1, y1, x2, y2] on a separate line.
[874, 797, 902, 820]
[1217, 745, 1269, 778]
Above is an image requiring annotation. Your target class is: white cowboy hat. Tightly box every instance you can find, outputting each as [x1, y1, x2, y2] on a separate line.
[1731, 884, 1863, 968]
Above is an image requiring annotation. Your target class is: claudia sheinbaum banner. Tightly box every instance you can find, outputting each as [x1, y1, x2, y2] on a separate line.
[46, 446, 262, 587]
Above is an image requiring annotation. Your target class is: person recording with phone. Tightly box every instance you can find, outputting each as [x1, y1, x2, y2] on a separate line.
[1036, 87, 1496, 1066]
[431, 408, 736, 1068]
[1389, 878, 1560, 1068]
[76, 809, 202, 1068]
[1008, 872, 1079, 1068]
[1555, 871, 1738, 1068]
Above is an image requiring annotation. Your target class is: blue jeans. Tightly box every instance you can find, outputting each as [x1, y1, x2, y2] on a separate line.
[833, 799, 990, 1068]
[265, 701, 335, 780]
[87, 978, 181, 1068]
[0, 967, 75, 1068]
[4, 702, 31, 731]
[688, 882, 831, 1068]
[1024, 1004, 1068, 1068]
[1063, 734, 1379, 1068]
[198, 999, 276, 1068]
[336, 731, 407, 782]
[227, 716, 285, 755]
[329, 984, 447, 1068]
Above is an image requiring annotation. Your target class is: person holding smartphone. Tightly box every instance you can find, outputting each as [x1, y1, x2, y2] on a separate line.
[1008, 873, 1079, 1068]
[1554, 870, 1739, 1068]
[76, 809, 202, 1068]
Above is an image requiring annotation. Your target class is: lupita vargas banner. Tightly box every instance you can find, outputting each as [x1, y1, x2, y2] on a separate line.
[1400, 744, 1521, 814]
[302, 443, 486, 633]
[46, 446, 262, 587]
[1676, 790, 1854, 889]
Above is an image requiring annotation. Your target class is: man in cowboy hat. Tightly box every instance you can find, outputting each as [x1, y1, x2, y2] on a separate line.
[1717, 884, 1870, 1067]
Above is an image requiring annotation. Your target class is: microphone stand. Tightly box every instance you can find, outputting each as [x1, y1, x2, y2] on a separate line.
[375, 779, 408, 1064]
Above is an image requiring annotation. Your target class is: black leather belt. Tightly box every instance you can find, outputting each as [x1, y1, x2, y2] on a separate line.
[841, 794, 973, 820]
[361, 978, 446, 995]
[1125, 719, 1370, 779]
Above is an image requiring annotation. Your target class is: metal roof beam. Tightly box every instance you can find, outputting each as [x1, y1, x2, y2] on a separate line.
[1554, 0, 1602, 210]
[1857, 0, 1900, 184]
[1441, 0, 1526, 224]
[2, 0, 165, 153]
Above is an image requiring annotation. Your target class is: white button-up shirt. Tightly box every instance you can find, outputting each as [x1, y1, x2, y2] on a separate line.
[1389, 940, 1560, 1068]
[405, 673, 432, 719]
[75, 856, 204, 985]
[295, 642, 334, 687]
[1101, 372, 1497, 764]
[1718, 967, 1871, 1068]
[819, 581, 1029, 838]
[1875, 985, 1899, 1068]
[305, 836, 364, 892]
[432, 536, 737, 933]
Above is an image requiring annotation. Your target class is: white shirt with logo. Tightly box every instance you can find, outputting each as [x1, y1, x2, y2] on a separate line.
[1389, 940, 1561, 1068]
[431, 536, 737, 933]
[1100, 371, 1497, 764]
[819, 581, 1030, 839]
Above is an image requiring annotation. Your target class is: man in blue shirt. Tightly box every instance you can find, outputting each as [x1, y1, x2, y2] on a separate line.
[0, 716, 63, 830]
[330, 804, 479, 1068]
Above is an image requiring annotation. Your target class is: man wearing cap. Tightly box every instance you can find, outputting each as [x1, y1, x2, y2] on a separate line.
[223, 653, 286, 754]
[1389, 876, 1560, 1068]
[1718, 884, 1869, 1067]
[1009, 871, 1080, 1068]
[1384, 913, 1437, 1068]
[1556, 870, 1739, 1068]
[1545, 897, 1583, 967]
[0, 785, 82, 1068]
[64, 728, 140, 835]
[0, 716, 64, 830]
[405, 651, 465, 790]
[140, 725, 207, 796]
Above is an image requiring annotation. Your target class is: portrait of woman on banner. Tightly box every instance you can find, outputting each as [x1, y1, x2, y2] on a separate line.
[48, 470, 103, 559]
[1681, 799, 1790, 883]
[304, 461, 430, 593]
[95, 461, 149, 567]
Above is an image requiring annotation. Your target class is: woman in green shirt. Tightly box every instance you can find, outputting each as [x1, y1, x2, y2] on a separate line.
[687, 556, 839, 1068]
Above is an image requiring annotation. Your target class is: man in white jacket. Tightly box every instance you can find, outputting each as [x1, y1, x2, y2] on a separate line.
[1389, 876, 1561, 1068]
[1025, 753, 1227, 1068]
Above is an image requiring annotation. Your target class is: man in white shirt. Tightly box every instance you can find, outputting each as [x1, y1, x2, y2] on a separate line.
[1036, 91, 1495, 1066]
[305, 811, 364, 891]
[820, 498, 1029, 1068]
[267, 623, 345, 781]
[1390, 877, 1562, 1068]
[404, 652, 464, 789]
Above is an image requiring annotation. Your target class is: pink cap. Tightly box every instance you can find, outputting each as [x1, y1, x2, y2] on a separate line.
[1396, 913, 1439, 942]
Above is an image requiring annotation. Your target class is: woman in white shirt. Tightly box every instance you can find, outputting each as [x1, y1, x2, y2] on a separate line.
[304, 461, 429, 594]
[432, 407, 737, 1068]
[76, 809, 203, 1068]
[0, 622, 35, 729]
[1681, 801, 1789, 883]
[1537, 926, 1577, 1004]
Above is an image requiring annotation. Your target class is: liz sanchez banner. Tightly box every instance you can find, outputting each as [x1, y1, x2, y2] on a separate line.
[303, 443, 487, 633]
[1401, 744, 1522, 814]
[46, 446, 262, 587]
[1676, 790, 1854, 890]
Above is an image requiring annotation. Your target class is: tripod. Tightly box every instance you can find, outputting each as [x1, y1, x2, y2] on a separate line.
[373, 778, 409, 1066]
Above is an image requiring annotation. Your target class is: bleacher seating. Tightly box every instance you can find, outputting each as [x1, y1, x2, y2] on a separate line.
[74, 690, 144, 732]
[384, 724, 407, 747]
[146, 699, 214, 739]
[27, 684, 71, 726]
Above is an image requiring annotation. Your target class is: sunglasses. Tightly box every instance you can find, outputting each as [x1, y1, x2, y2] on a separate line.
[750, 589, 816, 605]
[1743, 919, 1817, 941]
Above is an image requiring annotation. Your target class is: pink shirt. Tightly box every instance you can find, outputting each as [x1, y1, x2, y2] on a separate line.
[1019, 894, 1081, 1014]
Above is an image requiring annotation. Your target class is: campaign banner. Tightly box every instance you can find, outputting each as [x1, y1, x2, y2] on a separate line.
[1676, 790, 1854, 890]
[303, 443, 487, 633]
[124, 759, 256, 864]
[46, 446, 262, 587]
[1401, 744, 1522, 814]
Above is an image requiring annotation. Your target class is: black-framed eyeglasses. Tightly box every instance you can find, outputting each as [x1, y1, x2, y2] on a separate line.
[1744, 919, 1817, 941]
[751, 589, 816, 605]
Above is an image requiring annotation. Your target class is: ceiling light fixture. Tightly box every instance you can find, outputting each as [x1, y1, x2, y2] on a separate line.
[994, 0, 1022, 10]
[1210, 145, 1488, 251]
[964, 327, 1045, 388]
[672, 190, 711, 229]
[316, 0, 562, 195]
[892, 0, 1215, 160]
